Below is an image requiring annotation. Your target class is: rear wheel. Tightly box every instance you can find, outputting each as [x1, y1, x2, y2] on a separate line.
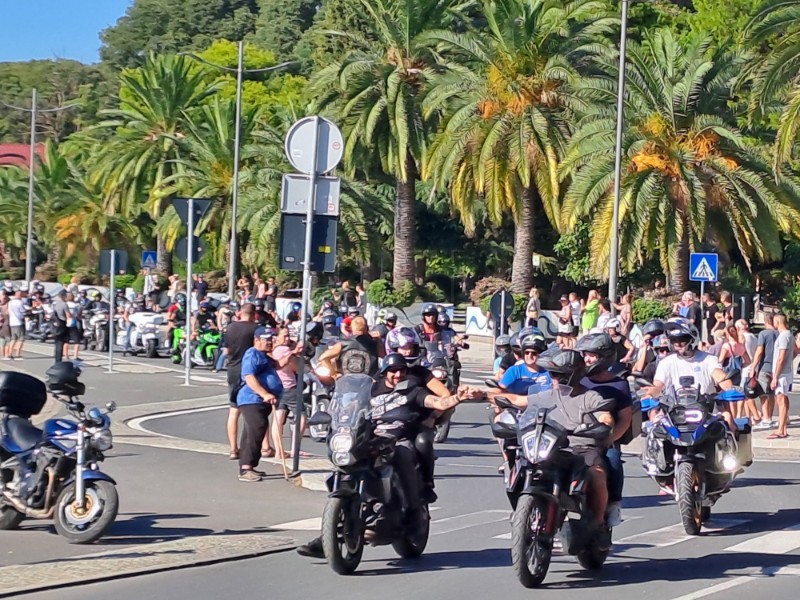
[321, 496, 363, 574]
[392, 505, 430, 558]
[511, 495, 553, 588]
[677, 462, 703, 535]
[0, 505, 25, 530]
[145, 339, 158, 359]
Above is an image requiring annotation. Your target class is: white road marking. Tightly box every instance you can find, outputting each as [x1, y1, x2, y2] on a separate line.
[724, 524, 800, 555]
[272, 508, 442, 531]
[668, 576, 756, 600]
[127, 405, 227, 437]
[431, 510, 508, 535]
[173, 374, 226, 384]
[615, 518, 750, 548]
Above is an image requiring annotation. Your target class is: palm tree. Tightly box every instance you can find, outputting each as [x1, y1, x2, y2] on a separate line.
[91, 53, 219, 274]
[746, 0, 800, 171]
[311, 0, 463, 285]
[423, 0, 615, 292]
[562, 28, 800, 291]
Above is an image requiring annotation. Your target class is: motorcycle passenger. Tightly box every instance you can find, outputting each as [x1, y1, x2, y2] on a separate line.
[492, 331, 551, 406]
[576, 333, 633, 527]
[416, 303, 440, 342]
[605, 318, 634, 363]
[536, 350, 615, 529]
[285, 301, 303, 326]
[371, 309, 397, 345]
[339, 306, 360, 338]
[320, 308, 339, 339]
[319, 316, 383, 377]
[493, 334, 514, 379]
[647, 320, 736, 429]
[632, 319, 666, 378]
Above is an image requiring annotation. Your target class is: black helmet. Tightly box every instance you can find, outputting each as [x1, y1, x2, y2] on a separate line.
[520, 331, 547, 354]
[421, 303, 438, 316]
[518, 326, 540, 340]
[230, 301, 241, 311]
[175, 293, 186, 305]
[380, 352, 409, 374]
[45, 361, 86, 397]
[575, 333, 616, 375]
[665, 320, 700, 352]
[306, 321, 324, 342]
[253, 298, 265, 309]
[537, 349, 585, 388]
[322, 300, 334, 311]
[642, 319, 665, 338]
[347, 306, 360, 316]
[437, 312, 450, 327]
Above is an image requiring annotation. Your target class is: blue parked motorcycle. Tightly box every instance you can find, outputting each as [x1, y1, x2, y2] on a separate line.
[641, 376, 752, 535]
[0, 363, 119, 543]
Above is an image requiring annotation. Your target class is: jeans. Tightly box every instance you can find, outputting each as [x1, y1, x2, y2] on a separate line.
[215, 351, 227, 371]
[394, 440, 421, 512]
[124, 322, 135, 350]
[605, 445, 624, 503]
[238, 403, 271, 470]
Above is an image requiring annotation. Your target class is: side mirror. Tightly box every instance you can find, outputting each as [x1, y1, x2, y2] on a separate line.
[106, 401, 117, 413]
[485, 378, 500, 389]
[308, 411, 332, 427]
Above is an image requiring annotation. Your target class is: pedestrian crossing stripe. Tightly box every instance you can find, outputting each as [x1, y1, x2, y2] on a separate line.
[691, 258, 715, 280]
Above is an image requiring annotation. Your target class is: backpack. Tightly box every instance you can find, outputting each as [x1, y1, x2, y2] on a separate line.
[340, 338, 377, 376]
[722, 345, 743, 385]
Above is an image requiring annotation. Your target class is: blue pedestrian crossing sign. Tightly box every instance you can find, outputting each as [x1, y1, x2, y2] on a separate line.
[689, 252, 718, 282]
[141, 251, 157, 270]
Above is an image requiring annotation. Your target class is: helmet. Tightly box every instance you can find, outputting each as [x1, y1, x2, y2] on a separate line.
[642, 319, 665, 338]
[385, 311, 398, 323]
[665, 320, 700, 354]
[306, 321, 324, 340]
[115, 288, 123, 295]
[518, 326, 541, 341]
[291, 302, 302, 313]
[347, 306, 359, 316]
[45, 361, 85, 397]
[253, 298, 265, 309]
[175, 293, 187, 306]
[495, 334, 511, 348]
[387, 326, 421, 351]
[199, 301, 210, 310]
[537, 349, 585, 388]
[437, 312, 450, 327]
[510, 332, 521, 353]
[380, 353, 409, 374]
[377, 308, 388, 323]
[651, 334, 669, 350]
[605, 318, 621, 331]
[36, 284, 45, 293]
[230, 301, 241, 311]
[219, 295, 230, 304]
[520, 331, 547, 354]
[421, 303, 438, 316]
[92, 291, 102, 299]
[575, 333, 616, 375]
[322, 300, 335, 311]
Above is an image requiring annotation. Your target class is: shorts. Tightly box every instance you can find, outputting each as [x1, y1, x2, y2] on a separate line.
[775, 375, 792, 396]
[10, 326, 24, 341]
[572, 446, 605, 468]
[68, 326, 82, 344]
[757, 370, 772, 397]
[276, 389, 299, 412]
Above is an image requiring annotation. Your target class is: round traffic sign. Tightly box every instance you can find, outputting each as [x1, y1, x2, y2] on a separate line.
[285, 116, 345, 175]
[489, 290, 514, 320]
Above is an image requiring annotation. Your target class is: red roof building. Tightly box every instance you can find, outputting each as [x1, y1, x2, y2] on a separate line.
[0, 143, 46, 168]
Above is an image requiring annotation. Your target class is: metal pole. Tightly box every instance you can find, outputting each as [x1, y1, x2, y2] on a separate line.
[108, 251, 115, 373]
[25, 88, 37, 283]
[184, 199, 195, 386]
[227, 41, 244, 299]
[291, 116, 320, 476]
[700, 280, 706, 345]
[500, 292, 507, 338]
[608, 0, 629, 311]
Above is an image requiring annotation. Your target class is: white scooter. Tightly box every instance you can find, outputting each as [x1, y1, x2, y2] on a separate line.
[115, 311, 170, 358]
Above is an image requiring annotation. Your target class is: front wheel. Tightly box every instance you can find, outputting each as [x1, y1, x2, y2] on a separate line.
[677, 462, 703, 535]
[321, 496, 363, 574]
[511, 495, 553, 588]
[434, 418, 451, 444]
[146, 338, 158, 359]
[54, 480, 119, 544]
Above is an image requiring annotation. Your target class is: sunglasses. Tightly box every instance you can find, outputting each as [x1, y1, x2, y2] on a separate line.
[523, 350, 539, 357]
[386, 367, 407, 374]
[656, 347, 670, 353]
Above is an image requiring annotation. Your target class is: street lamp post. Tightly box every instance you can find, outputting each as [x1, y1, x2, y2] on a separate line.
[1, 89, 77, 282]
[608, 0, 629, 308]
[181, 42, 296, 298]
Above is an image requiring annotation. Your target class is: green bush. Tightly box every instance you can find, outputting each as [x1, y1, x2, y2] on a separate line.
[114, 274, 137, 290]
[782, 285, 800, 327]
[479, 291, 527, 323]
[632, 298, 670, 324]
[469, 276, 510, 305]
[367, 279, 415, 309]
[422, 281, 446, 302]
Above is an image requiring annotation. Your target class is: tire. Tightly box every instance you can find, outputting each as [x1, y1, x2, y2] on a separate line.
[677, 462, 703, 535]
[321, 496, 363, 574]
[577, 546, 610, 570]
[0, 505, 25, 530]
[392, 505, 430, 558]
[97, 330, 108, 353]
[511, 495, 553, 588]
[145, 339, 158, 359]
[434, 419, 451, 443]
[54, 480, 119, 544]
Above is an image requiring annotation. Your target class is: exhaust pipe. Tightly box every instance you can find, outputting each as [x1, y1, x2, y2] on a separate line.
[1, 467, 56, 519]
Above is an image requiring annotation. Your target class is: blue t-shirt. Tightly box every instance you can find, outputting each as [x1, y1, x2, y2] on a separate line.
[237, 347, 284, 406]
[500, 363, 553, 395]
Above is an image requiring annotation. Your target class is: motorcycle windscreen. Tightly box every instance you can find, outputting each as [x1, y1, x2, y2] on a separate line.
[518, 386, 562, 431]
[328, 374, 374, 429]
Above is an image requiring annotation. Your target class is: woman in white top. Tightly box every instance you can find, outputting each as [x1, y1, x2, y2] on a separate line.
[735, 319, 760, 423]
[526, 287, 541, 328]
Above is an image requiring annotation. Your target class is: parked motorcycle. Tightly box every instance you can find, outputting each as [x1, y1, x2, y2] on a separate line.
[116, 310, 169, 358]
[490, 385, 613, 587]
[25, 303, 52, 342]
[308, 374, 430, 574]
[85, 307, 110, 352]
[640, 377, 752, 534]
[0, 365, 119, 544]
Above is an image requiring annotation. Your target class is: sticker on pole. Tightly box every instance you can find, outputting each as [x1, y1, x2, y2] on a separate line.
[689, 253, 718, 282]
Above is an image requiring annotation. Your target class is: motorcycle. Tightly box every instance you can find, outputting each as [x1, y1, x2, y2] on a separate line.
[0, 370, 119, 544]
[308, 374, 430, 574]
[640, 376, 752, 534]
[191, 326, 222, 368]
[422, 345, 456, 443]
[25, 304, 52, 342]
[85, 307, 110, 352]
[490, 384, 613, 587]
[117, 311, 169, 358]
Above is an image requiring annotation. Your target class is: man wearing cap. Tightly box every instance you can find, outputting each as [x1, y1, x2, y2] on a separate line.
[194, 273, 209, 301]
[237, 326, 284, 482]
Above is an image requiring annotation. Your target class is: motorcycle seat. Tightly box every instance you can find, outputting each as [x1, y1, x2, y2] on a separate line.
[2, 415, 43, 452]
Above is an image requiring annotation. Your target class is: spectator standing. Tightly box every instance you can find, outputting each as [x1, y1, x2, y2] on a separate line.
[64, 292, 82, 361]
[581, 290, 600, 333]
[557, 295, 574, 348]
[0, 291, 11, 360]
[264, 276, 278, 313]
[269, 327, 306, 458]
[751, 313, 779, 430]
[340, 281, 357, 309]
[356, 282, 367, 313]
[568, 292, 582, 337]
[596, 299, 612, 331]
[736, 319, 760, 422]
[66, 275, 80, 297]
[51, 289, 71, 364]
[526, 287, 541, 328]
[236, 327, 283, 482]
[613, 293, 633, 336]
[770, 314, 796, 439]
[7, 289, 27, 360]
[701, 292, 719, 345]
[674, 291, 701, 327]
[720, 291, 735, 326]
[194, 273, 209, 301]
[167, 274, 180, 301]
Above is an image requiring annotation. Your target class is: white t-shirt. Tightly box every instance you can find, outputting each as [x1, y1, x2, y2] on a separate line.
[8, 298, 26, 327]
[654, 351, 722, 395]
[570, 301, 581, 326]
[773, 329, 795, 378]
[596, 312, 611, 331]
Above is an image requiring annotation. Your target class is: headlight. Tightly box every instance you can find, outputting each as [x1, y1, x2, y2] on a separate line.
[521, 431, 558, 463]
[330, 432, 354, 453]
[91, 429, 113, 451]
[684, 409, 705, 423]
[431, 368, 447, 380]
[332, 451, 354, 466]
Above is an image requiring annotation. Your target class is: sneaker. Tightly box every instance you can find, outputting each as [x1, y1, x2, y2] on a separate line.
[1, 357, 10, 361]
[296, 536, 324, 559]
[753, 420, 774, 431]
[606, 502, 623, 527]
[252, 469, 268, 477]
[238, 470, 262, 482]
[422, 486, 438, 504]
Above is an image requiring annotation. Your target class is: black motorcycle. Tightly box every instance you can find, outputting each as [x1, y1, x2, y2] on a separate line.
[309, 374, 430, 574]
[423, 345, 456, 443]
[490, 385, 613, 587]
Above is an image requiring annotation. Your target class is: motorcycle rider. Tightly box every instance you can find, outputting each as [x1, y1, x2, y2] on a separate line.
[371, 309, 398, 345]
[493, 334, 515, 379]
[492, 331, 551, 406]
[632, 319, 666, 379]
[192, 301, 218, 364]
[605, 318, 635, 363]
[416, 303, 440, 342]
[646, 320, 736, 429]
[318, 316, 383, 376]
[339, 306, 360, 338]
[297, 353, 482, 559]
[575, 333, 633, 527]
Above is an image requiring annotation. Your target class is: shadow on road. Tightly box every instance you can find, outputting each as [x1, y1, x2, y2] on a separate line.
[353, 547, 511, 576]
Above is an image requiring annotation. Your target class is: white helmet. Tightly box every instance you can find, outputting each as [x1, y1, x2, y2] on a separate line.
[605, 318, 622, 331]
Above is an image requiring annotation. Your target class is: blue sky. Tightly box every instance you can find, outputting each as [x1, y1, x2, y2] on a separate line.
[0, 0, 132, 63]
